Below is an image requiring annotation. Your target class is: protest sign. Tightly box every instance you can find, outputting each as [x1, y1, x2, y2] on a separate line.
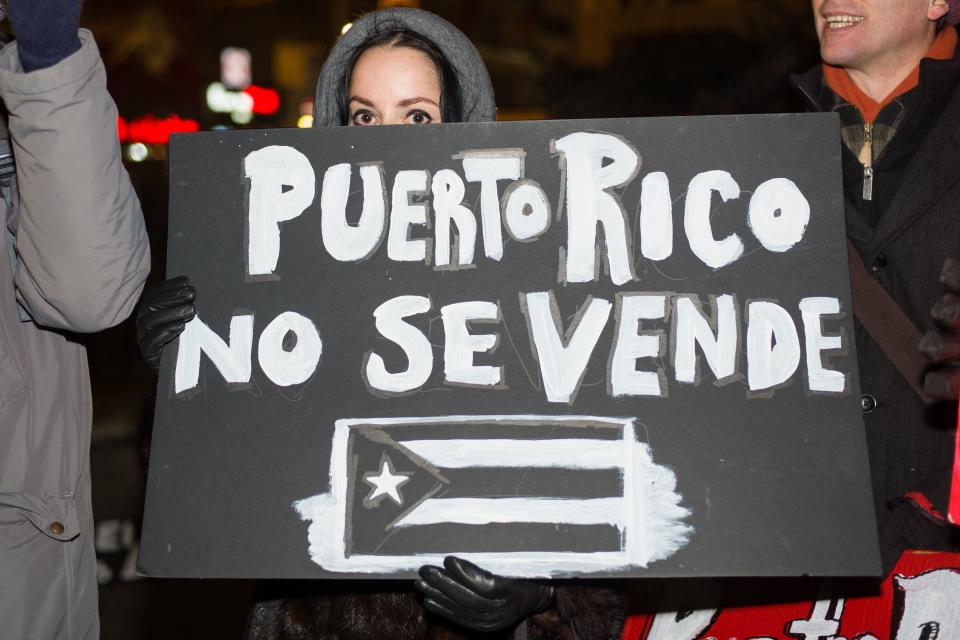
[139, 115, 879, 579]
[623, 551, 960, 639]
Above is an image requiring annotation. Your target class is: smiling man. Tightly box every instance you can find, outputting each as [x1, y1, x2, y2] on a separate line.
[792, 0, 960, 572]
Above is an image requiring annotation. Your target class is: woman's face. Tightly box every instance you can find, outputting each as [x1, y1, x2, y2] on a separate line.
[348, 45, 442, 126]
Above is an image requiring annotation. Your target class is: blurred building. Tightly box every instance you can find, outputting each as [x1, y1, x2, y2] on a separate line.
[84, 0, 818, 134]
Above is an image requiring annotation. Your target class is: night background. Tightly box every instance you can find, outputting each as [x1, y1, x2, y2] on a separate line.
[62, 0, 820, 636]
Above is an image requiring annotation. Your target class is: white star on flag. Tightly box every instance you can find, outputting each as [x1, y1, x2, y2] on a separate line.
[363, 457, 412, 506]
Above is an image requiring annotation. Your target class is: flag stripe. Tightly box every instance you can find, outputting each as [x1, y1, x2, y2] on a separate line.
[438, 467, 623, 499]
[393, 497, 624, 527]
[398, 439, 624, 469]
[380, 423, 624, 442]
[348, 523, 624, 555]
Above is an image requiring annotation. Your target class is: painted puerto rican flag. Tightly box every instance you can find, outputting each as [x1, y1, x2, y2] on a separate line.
[295, 415, 692, 577]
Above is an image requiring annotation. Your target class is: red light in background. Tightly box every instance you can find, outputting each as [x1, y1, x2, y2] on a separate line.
[243, 85, 281, 115]
[118, 115, 201, 144]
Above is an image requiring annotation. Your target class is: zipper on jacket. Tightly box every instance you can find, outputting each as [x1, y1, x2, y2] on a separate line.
[859, 122, 874, 201]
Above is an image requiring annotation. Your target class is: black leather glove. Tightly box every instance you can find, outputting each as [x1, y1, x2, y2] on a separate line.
[7, 0, 84, 72]
[136, 276, 197, 371]
[921, 258, 960, 399]
[415, 556, 554, 633]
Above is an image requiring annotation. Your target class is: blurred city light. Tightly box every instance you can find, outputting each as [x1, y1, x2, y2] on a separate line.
[207, 82, 254, 115]
[220, 47, 252, 90]
[118, 115, 201, 145]
[126, 143, 149, 163]
[244, 85, 281, 114]
[206, 82, 280, 123]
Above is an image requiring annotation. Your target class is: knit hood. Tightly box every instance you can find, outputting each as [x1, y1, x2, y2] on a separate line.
[312, 7, 496, 128]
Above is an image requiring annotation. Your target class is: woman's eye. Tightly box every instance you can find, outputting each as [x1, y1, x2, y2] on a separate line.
[408, 110, 433, 125]
[352, 110, 377, 126]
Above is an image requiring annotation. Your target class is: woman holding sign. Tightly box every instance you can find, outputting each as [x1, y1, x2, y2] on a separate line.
[138, 7, 626, 640]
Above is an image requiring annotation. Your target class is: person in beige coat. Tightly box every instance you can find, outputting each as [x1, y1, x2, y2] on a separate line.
[0, 1, 151, 638]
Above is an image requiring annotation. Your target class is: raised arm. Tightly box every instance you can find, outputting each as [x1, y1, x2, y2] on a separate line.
[0, 10, 150, 332]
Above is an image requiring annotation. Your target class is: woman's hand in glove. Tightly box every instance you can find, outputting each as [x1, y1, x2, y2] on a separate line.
[7, 0, 84, 72]
[136, 276, 197, 371]
[921, 257, 960, 399]
[415, 556, 554, 633]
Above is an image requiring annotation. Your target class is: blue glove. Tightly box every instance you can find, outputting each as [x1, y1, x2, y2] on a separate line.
[7, 0, 83, 72]
[416, 556, 554, 632]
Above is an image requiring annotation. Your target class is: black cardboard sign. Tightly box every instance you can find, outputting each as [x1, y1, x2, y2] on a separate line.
[139, 115, 880, 579]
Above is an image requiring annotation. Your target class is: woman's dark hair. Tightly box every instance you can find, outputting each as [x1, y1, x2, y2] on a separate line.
[337, 28, 463, 125]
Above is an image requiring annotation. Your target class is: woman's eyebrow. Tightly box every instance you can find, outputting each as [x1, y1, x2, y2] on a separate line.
[349, 96, 375, 107]
[397, 96, 440, 108]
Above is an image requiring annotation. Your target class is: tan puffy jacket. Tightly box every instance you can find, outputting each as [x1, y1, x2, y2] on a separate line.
[0, 30, 150, 540]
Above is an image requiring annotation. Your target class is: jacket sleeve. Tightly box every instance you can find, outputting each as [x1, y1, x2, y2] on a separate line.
[0, 29, 150, 333]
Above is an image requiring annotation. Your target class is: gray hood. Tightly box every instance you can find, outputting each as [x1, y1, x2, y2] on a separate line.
[312, 7, 496, 127]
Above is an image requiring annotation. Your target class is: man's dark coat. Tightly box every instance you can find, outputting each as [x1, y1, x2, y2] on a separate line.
[792, 45, 960, 539]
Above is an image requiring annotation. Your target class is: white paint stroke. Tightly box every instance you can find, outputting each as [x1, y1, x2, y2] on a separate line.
[174, 314, 253, 394]
[524, 291, 612, 403]
[320, 163, 386, 262]
[399, 438, 623, 469]
[257, 311, 322, 387]
[624, 422, 692, 567]
[433, 169, 477, 267]
[245, 145, 315, 276]
[394, 497, 624, 527]
[554, 131, 639, 285]
[673, 295, 738, 384]
[747, 177, 809, 254]
[746, 300, 800, 391]
[387, 170, 430, 262]
[364, 295, 432, 393]
[799, 297, 845, 393]
[684, 170, 743, 270]
[610, 294, 667, 397]
[503, 180, 550, 241]
[461, 153, 521, 261]
[895, 569, 960, 640]
[441, 301, 501, 386]
[639, 171, 673, 261]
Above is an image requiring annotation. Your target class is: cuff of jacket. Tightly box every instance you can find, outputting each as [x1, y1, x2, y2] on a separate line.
[0, 29, 100, 96]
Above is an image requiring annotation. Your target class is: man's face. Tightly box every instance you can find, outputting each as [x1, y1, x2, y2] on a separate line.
[812, 0, 946, 72]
